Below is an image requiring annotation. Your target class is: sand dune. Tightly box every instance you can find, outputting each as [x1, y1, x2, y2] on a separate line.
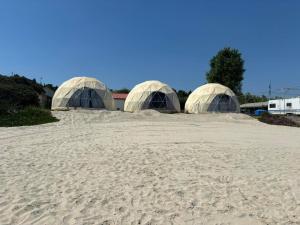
[1, 110, 300, 225]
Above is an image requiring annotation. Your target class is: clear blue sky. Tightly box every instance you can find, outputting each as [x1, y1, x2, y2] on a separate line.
[0, 0, 299, 95]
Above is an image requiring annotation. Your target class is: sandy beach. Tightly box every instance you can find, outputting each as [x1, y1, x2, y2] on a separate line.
[1, 110, 300, 225]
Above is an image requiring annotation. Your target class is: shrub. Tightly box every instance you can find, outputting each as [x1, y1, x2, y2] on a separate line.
[0, 107, 59, 127]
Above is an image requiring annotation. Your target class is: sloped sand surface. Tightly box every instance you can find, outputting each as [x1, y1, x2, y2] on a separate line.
[1, 110, 300, 225]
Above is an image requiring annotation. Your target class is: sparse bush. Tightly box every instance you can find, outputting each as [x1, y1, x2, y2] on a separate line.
[258, 112, 299, 127]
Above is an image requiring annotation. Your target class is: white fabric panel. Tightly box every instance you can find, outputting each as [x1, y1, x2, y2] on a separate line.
[51, 77, 115, 110]
[185, 83, 240, 113]
[124, 80, 180, 113]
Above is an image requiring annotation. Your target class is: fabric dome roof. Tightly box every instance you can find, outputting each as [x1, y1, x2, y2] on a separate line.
[51, 77, 115, 110]
[185, 83, 240, 113]
[124, 80, 180, 113]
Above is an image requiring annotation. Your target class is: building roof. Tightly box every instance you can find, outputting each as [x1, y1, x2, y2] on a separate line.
[112, 93, 128, 100]
[240, 101, 268, 108]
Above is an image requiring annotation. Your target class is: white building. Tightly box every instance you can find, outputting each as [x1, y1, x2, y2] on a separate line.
[112, 93, 128, 111]
[268, 97, 300, 115]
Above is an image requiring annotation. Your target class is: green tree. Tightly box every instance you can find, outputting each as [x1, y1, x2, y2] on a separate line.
[206, 47, 245, 95]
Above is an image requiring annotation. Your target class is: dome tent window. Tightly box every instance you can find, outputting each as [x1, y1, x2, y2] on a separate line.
[124, 80, 180, 113]
[51, 77, 115, 110]
[185, 83, 240, 113]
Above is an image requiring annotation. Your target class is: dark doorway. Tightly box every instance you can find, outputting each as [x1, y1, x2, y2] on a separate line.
[67, 88, 105, 108]
[142, 91, 176, 112]
[148, 92, 167, 109]
[208, 94, 237, 112]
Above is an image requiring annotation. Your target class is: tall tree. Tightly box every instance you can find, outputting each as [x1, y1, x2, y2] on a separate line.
[206, 47, 245, 95]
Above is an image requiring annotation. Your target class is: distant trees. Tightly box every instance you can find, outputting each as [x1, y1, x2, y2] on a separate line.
[112, 88, 130, 93]
[238, 93, 268, 105]
[176, 90, 191, 110]
[206, 47, 245, 95]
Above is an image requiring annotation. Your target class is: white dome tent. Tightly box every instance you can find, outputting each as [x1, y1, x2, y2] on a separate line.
[124, 80, 180, 113]
[185, 83, 240, 113]
[51, 77, 115, 110]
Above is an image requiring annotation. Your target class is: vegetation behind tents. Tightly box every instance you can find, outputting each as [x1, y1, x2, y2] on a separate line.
[0, 74, 58, 127]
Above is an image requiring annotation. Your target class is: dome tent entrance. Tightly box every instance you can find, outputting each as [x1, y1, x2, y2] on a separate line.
[142, 91, 172, 109]
[52, 77, 115, 110]
[124, 80, 180, 113]
[68, 87, 105, 108]
[207, 94, 237, 112]
[185, 83, 240, 113]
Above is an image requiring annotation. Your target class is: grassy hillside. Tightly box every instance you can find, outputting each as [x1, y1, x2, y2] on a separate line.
[0, 74, 59, 127]
[0, 74, 45, 113]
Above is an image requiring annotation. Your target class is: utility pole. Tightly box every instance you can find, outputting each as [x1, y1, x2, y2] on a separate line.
[268, 80, 272, 100]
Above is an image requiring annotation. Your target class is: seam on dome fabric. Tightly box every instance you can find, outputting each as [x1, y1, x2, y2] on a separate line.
[55, 87, 74, 107]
